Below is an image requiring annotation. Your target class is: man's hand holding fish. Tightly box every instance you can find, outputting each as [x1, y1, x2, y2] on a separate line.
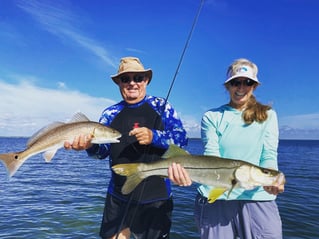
[64, 134, 93, 151]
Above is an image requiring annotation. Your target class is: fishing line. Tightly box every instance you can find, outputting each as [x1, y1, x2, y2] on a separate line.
[164, 0, 205, 105]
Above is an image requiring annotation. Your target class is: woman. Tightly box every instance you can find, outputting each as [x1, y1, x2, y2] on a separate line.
[169, 58, 284, 239]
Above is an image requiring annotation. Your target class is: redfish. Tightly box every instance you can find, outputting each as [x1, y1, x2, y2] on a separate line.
[0, 113, 121, 177]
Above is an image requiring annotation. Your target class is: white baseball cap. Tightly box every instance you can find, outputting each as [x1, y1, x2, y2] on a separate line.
[225, 59, 260, 84]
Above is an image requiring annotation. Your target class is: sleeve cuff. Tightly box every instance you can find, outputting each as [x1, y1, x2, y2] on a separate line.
[86, 144, 100, 157]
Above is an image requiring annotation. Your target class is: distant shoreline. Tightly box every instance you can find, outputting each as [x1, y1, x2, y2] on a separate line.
[0, 136, 318, 141]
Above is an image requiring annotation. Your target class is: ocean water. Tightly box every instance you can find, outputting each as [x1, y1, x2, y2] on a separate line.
[0, 138, 318, 239]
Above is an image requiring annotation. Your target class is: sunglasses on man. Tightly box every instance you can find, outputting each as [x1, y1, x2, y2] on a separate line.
[119, 74, 145, 84]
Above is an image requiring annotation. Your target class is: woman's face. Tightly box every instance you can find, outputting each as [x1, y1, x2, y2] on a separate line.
[226, 77, 257, 110]
[118, 73, 149, 104]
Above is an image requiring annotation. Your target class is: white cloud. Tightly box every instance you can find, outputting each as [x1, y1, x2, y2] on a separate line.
[0, 79, 201, 139]
[0, 80, 203, 140]
[17, 0, 117, 68]
[125, 48, 146, 54]
[279, 113, 319, 129]
[57, 81, 67, 89]
[0, 80, 116, 137]
[180, 115, 201, 138]
[2, 78, 318, 139]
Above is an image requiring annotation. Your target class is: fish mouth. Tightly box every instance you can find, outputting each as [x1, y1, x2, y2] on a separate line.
[92, 136, 121, 144]
[111, 135, 122, 143]
[107, 136, 121, 143]
[275, 172, 286, 185]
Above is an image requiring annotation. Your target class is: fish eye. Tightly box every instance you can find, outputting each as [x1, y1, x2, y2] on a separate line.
[231, 179, 237, 186]
[262, 169, 271, 175]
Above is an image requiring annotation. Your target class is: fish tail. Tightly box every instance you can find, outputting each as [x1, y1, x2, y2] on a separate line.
[0, 152, 25, 178]
[112, 163, 145, 194]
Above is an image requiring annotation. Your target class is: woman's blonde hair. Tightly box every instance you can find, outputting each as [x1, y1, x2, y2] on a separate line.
[242, 95, 271, 124]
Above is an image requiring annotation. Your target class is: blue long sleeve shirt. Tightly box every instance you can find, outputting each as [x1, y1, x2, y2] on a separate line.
[199, 104, 279, 201]
[87, 95, 188, 203]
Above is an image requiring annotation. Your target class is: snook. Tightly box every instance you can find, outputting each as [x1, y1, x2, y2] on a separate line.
[112, 144, 285, 203]
[0, 112, 121, 177]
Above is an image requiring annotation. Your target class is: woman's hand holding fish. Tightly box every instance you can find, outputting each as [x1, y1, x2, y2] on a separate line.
[264, 173, 285, 195]
[64, 134, 93, 151]
[168, 163, 192, 187]
[264, 184, 284, 195]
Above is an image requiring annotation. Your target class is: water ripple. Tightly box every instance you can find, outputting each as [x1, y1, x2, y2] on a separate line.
[1, 138, 319, 238]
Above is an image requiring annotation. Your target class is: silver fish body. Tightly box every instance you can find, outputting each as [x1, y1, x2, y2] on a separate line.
[112, 144, 285, 203]
[0, 113, 121, 177]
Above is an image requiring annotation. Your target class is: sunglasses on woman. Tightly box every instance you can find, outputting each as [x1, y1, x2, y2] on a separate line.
[120, 74, 145, 84]
[229, 78, 256, 87]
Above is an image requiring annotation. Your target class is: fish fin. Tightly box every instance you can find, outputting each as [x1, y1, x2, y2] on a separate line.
[0, 152, 26, 177]
[69, 112, 90, 123]
[27, 112, 89, 147]
[226, 182, 237, 199]
[207, 188, 227, 203]
[112, 163, 145, 194]
[162, 144, 190, 159]
[121, 174, 144, 194]
[43, 149, 58, 162]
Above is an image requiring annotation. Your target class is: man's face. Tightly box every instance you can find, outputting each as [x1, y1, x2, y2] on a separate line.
[118, 73, 149, 104]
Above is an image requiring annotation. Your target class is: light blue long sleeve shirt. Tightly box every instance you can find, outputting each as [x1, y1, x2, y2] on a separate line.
[199, 104, 279, 201]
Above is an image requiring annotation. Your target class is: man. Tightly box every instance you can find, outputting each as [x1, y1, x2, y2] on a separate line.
[65, 57, 187, 239]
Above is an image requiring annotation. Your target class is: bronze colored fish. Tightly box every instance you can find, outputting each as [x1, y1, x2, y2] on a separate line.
[0, 113, 121, 177]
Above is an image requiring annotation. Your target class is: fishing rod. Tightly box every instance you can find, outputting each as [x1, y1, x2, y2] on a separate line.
[164, 0, 205, 104]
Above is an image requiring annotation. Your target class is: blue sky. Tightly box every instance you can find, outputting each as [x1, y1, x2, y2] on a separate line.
[0, 0, 319, 139]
